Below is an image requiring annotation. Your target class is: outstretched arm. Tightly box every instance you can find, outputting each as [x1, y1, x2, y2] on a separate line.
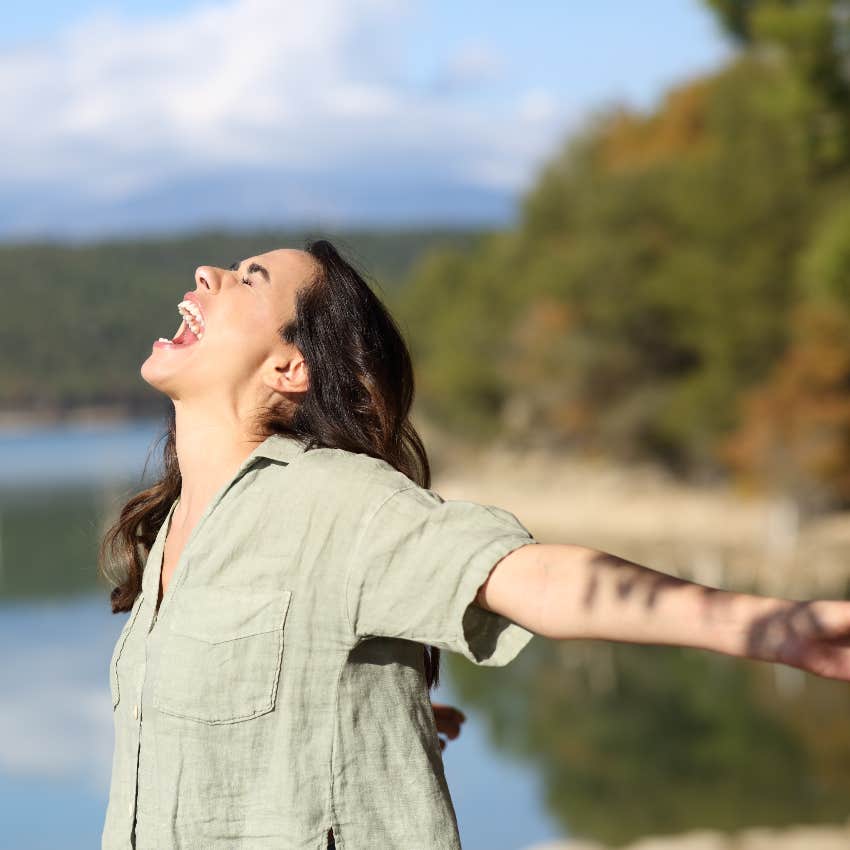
[476, 542, 850, 681]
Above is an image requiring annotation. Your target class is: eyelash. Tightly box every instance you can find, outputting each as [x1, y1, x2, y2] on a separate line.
[241, 276, 253, 286]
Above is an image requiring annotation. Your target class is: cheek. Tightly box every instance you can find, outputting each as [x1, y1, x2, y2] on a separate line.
[209, 317, 279, 368]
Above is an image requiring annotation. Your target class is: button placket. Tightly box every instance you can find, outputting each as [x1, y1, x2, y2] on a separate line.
[125, 612, 149, 841]
[128, 695, 141, 833]
[128, 464, 262, 842]
[147, 457, 263, 634]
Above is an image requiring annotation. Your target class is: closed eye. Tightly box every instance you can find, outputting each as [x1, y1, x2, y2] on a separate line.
[229, 261, 253, 286]
[228, 259, 271, 286]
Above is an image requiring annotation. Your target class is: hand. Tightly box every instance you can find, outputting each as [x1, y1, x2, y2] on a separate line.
[431, 702, 466, 751]
[753, 598, 850, 680]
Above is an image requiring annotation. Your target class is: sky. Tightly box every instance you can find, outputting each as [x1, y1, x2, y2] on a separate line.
[0, 0, 735, 241]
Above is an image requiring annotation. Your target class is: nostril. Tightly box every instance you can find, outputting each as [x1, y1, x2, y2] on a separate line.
[194, 266, 211, 289]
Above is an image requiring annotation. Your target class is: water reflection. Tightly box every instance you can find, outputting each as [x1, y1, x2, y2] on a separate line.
[1, 486, 112, 599]
[1, 591, 134, 848]
[0, 420, 166, 847]
[3, 418, 849, 849]
[0, 428, 165, 602]
[449, 634, 850, 846]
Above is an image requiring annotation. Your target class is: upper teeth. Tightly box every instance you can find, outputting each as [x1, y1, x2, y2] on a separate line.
[177, 300, 205, 339]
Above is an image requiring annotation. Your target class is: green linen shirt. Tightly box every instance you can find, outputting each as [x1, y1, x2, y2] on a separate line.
[102, 432, 539, 850]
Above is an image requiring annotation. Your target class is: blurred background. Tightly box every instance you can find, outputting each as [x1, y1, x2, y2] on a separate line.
[3, 1, 850, 848]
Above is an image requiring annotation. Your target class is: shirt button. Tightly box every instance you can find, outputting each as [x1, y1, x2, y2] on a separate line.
[133, 704, 139, 720]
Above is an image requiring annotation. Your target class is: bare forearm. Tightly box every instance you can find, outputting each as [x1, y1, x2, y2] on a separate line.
[521, 544, 791, 661]
[481, 540, 850, 680]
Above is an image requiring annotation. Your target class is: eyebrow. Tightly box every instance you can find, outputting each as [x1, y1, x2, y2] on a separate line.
[228, 259, 271, 284]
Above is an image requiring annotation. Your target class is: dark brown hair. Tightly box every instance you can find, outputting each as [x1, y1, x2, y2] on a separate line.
[98, 238, 442, 690]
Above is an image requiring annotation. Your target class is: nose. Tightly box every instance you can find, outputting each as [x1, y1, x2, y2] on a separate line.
[194, 266, 215, 290]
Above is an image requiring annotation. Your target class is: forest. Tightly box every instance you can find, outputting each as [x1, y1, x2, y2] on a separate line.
[0, 227, 488, 416]
[5, 0, 850, 513]
[397, 0, 850, 513]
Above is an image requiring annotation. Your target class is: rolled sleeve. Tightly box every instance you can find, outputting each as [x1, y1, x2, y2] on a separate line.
[344, 484, 539, 666]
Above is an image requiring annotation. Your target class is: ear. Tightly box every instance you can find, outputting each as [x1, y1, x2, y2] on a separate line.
[260, 346, 309, 395]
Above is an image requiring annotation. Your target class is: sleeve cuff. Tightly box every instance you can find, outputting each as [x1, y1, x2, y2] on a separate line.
[452, 533, 539, 667]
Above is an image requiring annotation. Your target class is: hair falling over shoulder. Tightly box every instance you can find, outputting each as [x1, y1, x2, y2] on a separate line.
[98, 237, 443, 691]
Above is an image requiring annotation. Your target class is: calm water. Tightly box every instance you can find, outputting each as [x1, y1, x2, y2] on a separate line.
[2, 419, 850, 849]
[0, 418, 561, 850]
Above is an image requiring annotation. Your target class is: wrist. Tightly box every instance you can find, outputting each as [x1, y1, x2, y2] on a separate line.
[700, 590, 794, 663]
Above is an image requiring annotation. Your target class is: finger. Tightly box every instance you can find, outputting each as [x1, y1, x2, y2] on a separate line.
[434, 715, 463, 738]
[433, 705, 467, 723]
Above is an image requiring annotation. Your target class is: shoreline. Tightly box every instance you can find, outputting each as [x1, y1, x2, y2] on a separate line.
[522, 819, 850, 850]
[0, 404, 164, 431]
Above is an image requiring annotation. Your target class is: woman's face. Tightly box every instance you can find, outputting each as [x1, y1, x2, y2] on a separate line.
[141, 248, 318, 411]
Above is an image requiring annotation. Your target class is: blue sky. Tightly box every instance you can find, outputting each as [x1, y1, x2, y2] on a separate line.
[0, 1, 735, 240]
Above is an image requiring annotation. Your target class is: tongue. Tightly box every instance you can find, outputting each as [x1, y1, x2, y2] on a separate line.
[173, 321, 200, 346]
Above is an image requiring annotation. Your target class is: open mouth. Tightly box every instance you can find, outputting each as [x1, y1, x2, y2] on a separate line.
[154, 299, 206, 349]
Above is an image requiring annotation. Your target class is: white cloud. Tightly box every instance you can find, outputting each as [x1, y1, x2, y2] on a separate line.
[0, 673, 113, 787]
[438, 40, 504, 89]
[518, 89, 559, 124]
[0, 600, 118, 792]
[0, 0, 576, 234]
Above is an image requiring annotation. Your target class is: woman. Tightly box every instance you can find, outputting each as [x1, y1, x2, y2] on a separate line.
[100, 239, 850, 850]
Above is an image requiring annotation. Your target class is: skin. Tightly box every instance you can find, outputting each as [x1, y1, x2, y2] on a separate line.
[477, 543, 850, 682]
[432, 702, 466, 751]
[141, 248, 318, 550]
[140, 248, 468, 759]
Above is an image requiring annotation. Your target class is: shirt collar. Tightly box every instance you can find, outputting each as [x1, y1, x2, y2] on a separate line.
[141, 432, 308, 599]
[243, 432, 309, 467]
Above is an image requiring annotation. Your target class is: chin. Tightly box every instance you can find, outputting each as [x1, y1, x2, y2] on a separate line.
[140, 351, 181, 394]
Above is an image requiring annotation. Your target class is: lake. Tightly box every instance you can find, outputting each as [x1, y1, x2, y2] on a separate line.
[2, 418, 849, 850]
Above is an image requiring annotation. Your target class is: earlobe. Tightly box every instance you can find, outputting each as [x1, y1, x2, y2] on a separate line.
[280, 371, 309, 394]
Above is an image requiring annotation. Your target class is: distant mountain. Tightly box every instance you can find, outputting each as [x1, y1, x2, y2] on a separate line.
[0, 167, 517, 242]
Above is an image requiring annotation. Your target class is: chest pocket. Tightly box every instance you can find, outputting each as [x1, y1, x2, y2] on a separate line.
[110, 592, 146, 709]
[152, 586, 293, 724]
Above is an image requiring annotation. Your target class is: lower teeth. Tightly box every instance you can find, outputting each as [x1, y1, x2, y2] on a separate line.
[157, 317, 203, 345]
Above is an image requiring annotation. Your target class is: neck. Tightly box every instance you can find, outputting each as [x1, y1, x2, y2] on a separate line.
[171, 400, 262, 524]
